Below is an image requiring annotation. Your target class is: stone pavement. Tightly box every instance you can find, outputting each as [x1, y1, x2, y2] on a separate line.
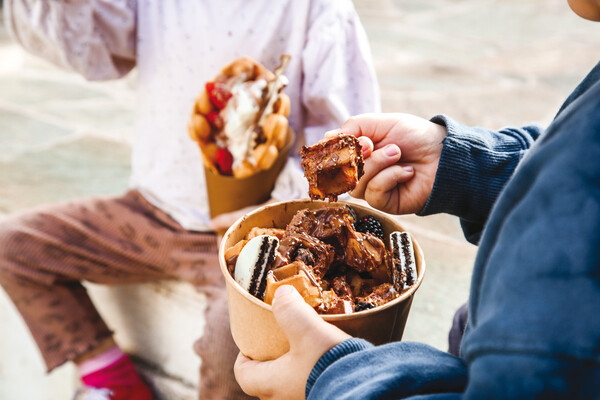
[1, 0, 600, 398]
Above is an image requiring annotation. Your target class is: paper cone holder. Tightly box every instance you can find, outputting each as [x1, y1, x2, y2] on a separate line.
[204, 129, 294, 219]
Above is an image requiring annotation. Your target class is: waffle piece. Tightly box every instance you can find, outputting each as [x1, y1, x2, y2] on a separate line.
[263, 261, 322, 307]
[234, 235, 279, 299]
[300, 134, 364, 201]
[245, 227, 286, 241]
[389, 231, 417, 291]
[225, 239, 248, 274]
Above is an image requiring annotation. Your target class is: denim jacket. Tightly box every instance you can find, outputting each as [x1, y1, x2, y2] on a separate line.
[306, 61, 600, 399]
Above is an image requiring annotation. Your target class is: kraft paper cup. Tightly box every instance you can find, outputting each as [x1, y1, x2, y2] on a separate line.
[204, 129, 294, 219]
[218, 199, 426, 361]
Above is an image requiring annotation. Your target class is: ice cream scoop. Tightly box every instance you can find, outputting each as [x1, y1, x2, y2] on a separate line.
[234, 235, 279, 299]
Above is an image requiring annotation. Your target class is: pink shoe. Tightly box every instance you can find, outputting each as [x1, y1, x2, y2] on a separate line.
[73, 381, 153, 400]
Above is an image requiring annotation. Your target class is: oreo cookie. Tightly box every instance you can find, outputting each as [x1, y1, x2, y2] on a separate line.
[389, 231, 417, 291]
[234, 235, 279, 299]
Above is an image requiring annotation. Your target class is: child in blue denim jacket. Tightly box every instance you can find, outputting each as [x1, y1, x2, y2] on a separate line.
[234, 1, 600, 398]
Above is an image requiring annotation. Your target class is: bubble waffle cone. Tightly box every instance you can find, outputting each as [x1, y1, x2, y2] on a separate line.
[187, 56, 291, 175]
[188, 56, 294, 218]
[219, 200, 426, 361]
[263, 262, 322, 307]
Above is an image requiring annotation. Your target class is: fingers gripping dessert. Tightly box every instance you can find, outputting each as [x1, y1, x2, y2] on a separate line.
[226, 206, 417, 314]
[188, 55, 291, 177]
[301, 134, 364, 201]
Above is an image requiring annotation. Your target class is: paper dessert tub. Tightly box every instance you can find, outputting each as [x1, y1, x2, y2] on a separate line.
[218, 199, 426, 361]
[203, 129, 295, 218]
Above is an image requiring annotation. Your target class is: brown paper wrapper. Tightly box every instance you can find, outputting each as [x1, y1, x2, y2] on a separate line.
[204, 129, 294, 219]
[218, 199, 427, 361]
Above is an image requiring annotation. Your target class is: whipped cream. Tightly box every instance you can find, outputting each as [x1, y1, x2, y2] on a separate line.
[221, 79, 267, 168]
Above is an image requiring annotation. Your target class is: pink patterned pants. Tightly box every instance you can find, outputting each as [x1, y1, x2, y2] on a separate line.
[0, 190, 252, 399]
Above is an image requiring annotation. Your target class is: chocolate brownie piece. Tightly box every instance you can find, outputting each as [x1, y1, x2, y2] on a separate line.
[301, 134, 364, 201]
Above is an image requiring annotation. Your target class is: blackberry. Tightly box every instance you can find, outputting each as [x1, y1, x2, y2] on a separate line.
[355, 215, 384, 239]
[354, 302, 376, 312]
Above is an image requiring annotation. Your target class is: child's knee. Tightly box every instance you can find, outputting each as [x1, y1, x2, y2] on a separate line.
[0, 216, 26, 262]
[0, 213, 45, 274]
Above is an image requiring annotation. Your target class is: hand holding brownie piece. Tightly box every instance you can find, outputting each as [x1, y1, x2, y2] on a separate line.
[326, 113, 447, 215]
[300, 134, 364, 201]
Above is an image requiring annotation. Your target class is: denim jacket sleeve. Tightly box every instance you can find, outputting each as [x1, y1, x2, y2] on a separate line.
[417, 115, 543, 244]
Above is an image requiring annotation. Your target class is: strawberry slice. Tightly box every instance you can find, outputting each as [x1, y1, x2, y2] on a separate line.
[205, 110, 224, 131]
[216, 148, 234, 175]
[205, 81, 232, 110]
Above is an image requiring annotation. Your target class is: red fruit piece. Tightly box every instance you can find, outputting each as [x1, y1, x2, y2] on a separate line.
[205, 110, 224, 131]
[205, 81, 232, 110]
[216, 148, 234, 175]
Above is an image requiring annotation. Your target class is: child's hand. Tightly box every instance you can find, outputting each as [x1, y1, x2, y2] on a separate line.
[234, 285, 351, 400]
[327, 113, 447, 215]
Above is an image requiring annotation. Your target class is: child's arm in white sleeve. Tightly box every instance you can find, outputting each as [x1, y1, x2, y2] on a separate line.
[4, 0, 137, 80]
[301, 0, 381, 146]
[271, 0, 380, 202]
